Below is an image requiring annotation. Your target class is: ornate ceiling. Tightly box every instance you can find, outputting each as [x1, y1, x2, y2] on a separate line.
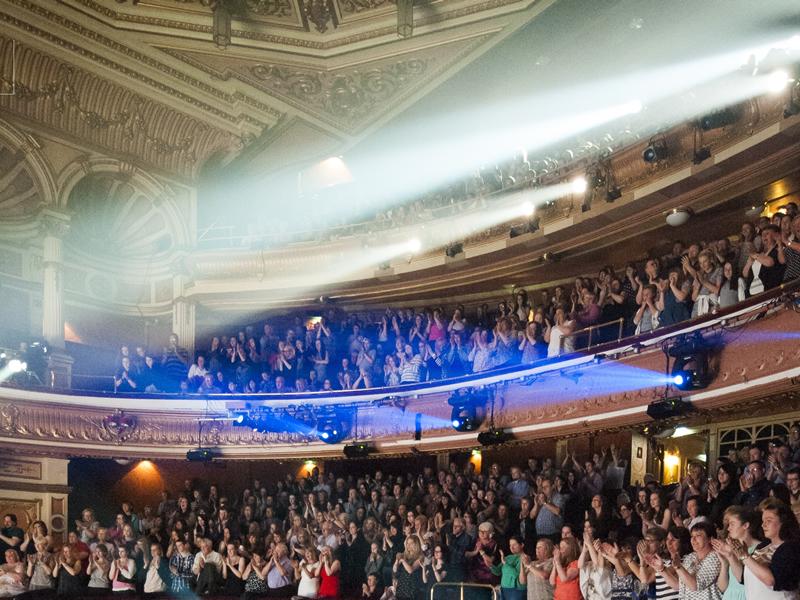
[0, 0, 554, 180]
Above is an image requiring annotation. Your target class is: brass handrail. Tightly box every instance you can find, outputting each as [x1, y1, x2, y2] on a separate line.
[430, 582, 499, 600]
[559, 317, 624, 353]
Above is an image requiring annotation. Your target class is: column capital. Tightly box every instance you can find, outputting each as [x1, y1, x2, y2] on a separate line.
[39, 208, 71, 240]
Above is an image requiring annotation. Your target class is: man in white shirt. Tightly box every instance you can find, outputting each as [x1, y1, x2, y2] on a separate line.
[192, 538, 223, 595]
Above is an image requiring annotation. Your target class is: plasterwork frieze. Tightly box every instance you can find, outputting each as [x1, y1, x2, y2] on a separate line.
[74, 0, 526, 49]
[0, 38, 237, 178]
[165, 34, 486, 132]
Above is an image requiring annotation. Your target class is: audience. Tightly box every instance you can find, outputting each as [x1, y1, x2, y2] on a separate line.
[92, 209, 800, 397]
[1, 430, 799, 598]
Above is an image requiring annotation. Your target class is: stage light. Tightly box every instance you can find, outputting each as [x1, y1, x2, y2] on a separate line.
[646, 396, 694, 420]
[343, 442, 376, 458]
[316, 408, 351, 444]
[520, 201, 535, 217]
[232, 412, 247, 426]
[406, 238, 422, 253]
[669, 335, 711, 390]
[692, 148, 711, 164]
[450, 404, 480, 432]
[643, 136, 668, 163]
[445, 243, 463, 258]
[699, 107, 738, 130]
[186, 448, 221, 462]
[606, 187, 622, 202]
[7, 359, 26, 373]
[477, 428, 512, 446]
[767, 70, 792, 93]
[570, 177, 588, 194]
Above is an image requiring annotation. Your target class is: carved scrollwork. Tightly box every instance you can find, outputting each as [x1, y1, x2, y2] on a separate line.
[0, 403, 20, 433]
[244, 0, 293, 16]
[102, 411, 138, 443]
[339, 0, 392, 13]
[250, 58, 429, 126]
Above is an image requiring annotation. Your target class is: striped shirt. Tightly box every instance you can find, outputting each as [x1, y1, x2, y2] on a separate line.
[654, 571, 679, 600]
[783, 246, 800, 282]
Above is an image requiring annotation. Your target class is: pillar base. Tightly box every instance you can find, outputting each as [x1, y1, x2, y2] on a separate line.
[47, 350, 74, 389]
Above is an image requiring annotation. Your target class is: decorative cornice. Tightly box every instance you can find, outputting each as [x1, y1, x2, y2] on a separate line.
[73, 0, 532, 50]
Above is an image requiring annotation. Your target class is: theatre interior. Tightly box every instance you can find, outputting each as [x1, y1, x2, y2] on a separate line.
[1, 0, 800, 599]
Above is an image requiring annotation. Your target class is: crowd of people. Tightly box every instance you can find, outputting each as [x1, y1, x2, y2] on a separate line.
[110, 204, 800, 395]
[1, 428, 800, 599]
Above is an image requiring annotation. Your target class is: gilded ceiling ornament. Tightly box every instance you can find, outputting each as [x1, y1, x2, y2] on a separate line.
[101, 411, 138, 443]
[339, 0, 392, 13]
[244, 0, 293, 16]
[0, 403, 20, 433]
[250, 58, 428, 126]
[305, 0, 333, 33]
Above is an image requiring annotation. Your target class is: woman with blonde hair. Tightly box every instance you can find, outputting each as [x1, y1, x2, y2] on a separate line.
[393, 536, 423, 600]
[522, 538, 554, 600]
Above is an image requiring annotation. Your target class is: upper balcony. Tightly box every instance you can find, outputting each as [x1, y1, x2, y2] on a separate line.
[1, 282, 798, 461]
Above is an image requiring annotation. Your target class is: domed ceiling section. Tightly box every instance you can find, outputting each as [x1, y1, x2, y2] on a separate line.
[66, 173, 177, 259]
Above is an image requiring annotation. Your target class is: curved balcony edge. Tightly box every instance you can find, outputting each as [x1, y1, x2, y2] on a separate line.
[1, 283, 799, 460]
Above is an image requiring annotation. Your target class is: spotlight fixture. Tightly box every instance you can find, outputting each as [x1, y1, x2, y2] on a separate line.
[451, 404, 479, 432]
[510, 217, 540, 239]
[699, 107, 738, 131]
[7, 359, 26, 373]
[642, 136, 668, 163]
[445, 243, 464, 258]
[669, 335, 711, 390]
[448, 388, 486, 432]
[570, 177, 588, 194]
[343, 442, 376, 459]
[186, 447, 221, 462]
[520, 201, 535, 217]
[406, 238, 422, 253]
[316, 407, 352, 444]
[646, 397, 694, 420]
[477, 428, 512, 446]
[692, 148, 711, 164]
[670, 354, 709, 391]
[767, 70, 791, 94]
[606, 187, 622, 202]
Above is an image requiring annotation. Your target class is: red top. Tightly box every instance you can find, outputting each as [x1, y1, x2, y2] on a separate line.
[318, 564, 340, 599]
[554, 560, 581, 600]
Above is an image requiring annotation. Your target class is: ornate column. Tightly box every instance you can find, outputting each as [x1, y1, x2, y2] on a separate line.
[39, 209, 73, 388]
[171, 274, 195, 357]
